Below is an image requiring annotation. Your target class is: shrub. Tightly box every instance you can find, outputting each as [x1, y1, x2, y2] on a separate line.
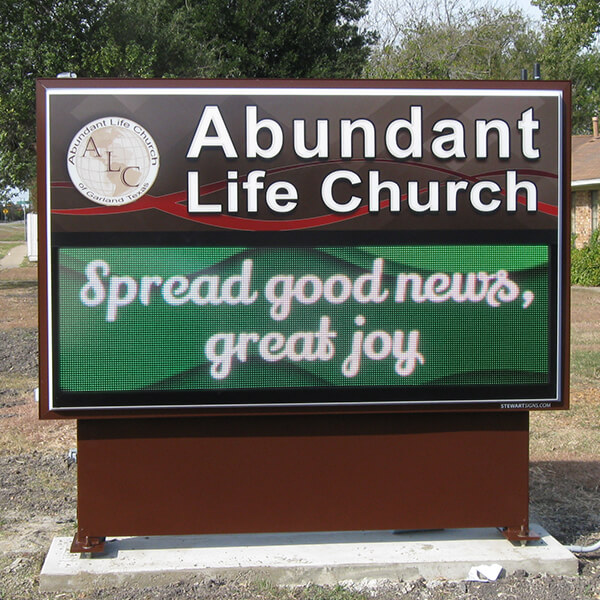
[572, 229, 600, 286]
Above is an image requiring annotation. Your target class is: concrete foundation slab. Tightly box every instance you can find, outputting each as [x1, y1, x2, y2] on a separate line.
[40, 525, 578, 592]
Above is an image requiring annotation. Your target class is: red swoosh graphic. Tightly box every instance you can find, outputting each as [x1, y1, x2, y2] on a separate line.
[51, 161, 559, 230]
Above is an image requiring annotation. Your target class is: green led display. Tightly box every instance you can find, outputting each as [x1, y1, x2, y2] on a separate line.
[58, 246, 549, 393]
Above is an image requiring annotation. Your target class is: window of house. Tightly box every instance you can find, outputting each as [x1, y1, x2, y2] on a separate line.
[593, 190, 599, 232]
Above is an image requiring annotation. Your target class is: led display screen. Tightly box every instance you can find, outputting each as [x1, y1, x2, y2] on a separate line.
[54, 244, 553, 407]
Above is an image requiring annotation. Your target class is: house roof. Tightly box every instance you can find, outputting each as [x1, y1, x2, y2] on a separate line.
[572, 134, 600, 186]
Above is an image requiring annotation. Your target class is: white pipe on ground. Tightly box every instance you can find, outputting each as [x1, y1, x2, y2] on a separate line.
[566, 540, 600, 553]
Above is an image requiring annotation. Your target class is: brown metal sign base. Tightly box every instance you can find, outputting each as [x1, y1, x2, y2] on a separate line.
[73, 411, 530, 551]
[70, 534, 106, 554]
[499, 525, 541, 545]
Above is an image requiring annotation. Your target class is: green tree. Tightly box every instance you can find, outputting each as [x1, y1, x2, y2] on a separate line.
[86, 0, 376, 79]
[80, 0, 225, 78]
[0, 0, 376, 203]
[365, 0, 542, 80]
[534, 0, 600, 133]
[192, 0, 376, 78]
[0, 0, 109, 196]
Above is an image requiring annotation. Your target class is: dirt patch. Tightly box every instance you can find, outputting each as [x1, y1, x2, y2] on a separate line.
[0, 451, 76, 516]
[0, 450, 76, 573]
[530, 460, 600, 564]
[0, 328, 38, 377]
[0, 396, 76, 455]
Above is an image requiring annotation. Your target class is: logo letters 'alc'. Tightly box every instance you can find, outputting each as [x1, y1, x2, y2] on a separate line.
[83, 136, 141, 188]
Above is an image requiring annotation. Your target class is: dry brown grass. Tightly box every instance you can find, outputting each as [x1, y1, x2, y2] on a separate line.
[528, 287, 600, 546]
[570, 287, 600, 387]
[0, 396, 76, 455]
[0, 286, 38, 330]
[0, 222, 26, 242]
[0, 265, 37, 283]
[530, 387, 600, 460]
[1, 266, 75, 455]
[530, 288, 600, 460]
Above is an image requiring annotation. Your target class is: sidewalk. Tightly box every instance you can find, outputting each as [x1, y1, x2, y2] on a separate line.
[0, 243, 27, 269]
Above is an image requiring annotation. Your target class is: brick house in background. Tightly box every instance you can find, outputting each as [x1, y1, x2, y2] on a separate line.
[572, 116, 600, 248]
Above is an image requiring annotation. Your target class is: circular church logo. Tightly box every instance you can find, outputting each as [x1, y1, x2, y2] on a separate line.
[67, 117, 159, 206]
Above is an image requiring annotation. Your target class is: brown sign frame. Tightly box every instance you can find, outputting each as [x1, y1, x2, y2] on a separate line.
[37, 79, 571, 419]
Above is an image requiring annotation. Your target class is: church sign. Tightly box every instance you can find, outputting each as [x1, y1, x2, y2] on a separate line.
[37, 79, 570, 416]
